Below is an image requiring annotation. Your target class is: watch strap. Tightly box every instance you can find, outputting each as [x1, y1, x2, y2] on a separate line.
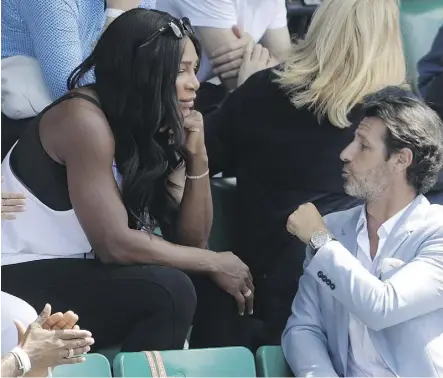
[310, 232, 336, 254]
[10, 347, 32, 376]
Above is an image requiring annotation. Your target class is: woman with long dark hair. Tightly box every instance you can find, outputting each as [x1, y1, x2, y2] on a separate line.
[1, 9, 254, 351]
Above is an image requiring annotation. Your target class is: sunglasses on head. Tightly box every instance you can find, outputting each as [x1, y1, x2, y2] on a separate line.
[137, 17, 194, 50]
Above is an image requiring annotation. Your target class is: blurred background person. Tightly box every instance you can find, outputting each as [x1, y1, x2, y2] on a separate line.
[1, 0, 155, 159]
[156, 0, 291, 113]
[204, 0, 408, 347]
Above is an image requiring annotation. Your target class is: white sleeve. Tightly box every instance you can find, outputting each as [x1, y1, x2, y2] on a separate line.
[306, 228, 443, 331]
[171, 0, 237, 28]
[268, 0, 288, 30]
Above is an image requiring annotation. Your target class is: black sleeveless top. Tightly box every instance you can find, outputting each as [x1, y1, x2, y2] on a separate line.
[10, 92, 102, 211]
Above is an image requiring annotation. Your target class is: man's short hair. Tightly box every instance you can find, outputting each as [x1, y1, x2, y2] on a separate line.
[362, 87, 443, 194]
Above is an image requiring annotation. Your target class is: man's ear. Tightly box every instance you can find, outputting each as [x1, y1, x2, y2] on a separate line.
[395, 147, 413, 172]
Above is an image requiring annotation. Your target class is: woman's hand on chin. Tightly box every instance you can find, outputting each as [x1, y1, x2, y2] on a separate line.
[183, 110, 208, 160]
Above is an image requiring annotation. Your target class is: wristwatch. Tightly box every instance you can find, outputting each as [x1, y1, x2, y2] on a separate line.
[309, 230, 336, 254]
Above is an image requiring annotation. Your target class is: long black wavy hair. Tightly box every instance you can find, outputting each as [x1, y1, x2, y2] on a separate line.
[67, 9, 202, 232]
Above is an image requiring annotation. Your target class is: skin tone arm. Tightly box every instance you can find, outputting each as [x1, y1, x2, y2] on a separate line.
[196, 26, 251, 89]
[40, 98, 253, 315]
[208, 26, 276, 89]
[2, 353, 22, 378]
[1, 305, 93, 378]
[260, 27, 291, 62]
[171, 111, 213, 248]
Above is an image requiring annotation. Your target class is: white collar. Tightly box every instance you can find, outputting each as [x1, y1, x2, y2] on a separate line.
[356, 200, 415, 239]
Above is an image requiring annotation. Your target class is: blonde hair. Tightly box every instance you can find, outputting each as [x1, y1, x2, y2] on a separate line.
[275, 0, 406, 128]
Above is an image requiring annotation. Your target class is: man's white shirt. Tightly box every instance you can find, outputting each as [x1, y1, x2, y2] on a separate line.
[346, 202, 412, 377]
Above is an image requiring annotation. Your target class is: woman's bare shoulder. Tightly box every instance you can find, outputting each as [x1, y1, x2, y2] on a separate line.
[40, 89, 114, 164]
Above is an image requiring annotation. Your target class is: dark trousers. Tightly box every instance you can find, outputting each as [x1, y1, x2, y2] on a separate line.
[191, 241, 306, 350]
[1, 259, 197, 351]
[1, 255, 297, 351]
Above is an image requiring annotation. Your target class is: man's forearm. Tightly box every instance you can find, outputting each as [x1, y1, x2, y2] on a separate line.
[176, 155, 213, 248]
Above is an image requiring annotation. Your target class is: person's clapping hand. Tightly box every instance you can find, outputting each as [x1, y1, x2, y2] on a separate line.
[14, 304, 94, 376]
[43, 310, 80, 330]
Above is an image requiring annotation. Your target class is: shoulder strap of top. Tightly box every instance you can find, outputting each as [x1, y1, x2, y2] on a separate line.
[68, 92, 102, 109]
[39, 91, 102, 116]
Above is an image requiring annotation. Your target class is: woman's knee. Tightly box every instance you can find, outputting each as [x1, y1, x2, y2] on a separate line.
[152, 266, 197, 321]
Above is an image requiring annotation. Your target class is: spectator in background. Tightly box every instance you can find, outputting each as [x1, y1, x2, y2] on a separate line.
[156, 0, 291, 93]
[203, 0, 407, 347]
[1, 0, 156, 159]
[417, 26, 443, 204]
[2, 0, 155, 103]
[1, 0, 154, 138]
[418, 25, 443, 99]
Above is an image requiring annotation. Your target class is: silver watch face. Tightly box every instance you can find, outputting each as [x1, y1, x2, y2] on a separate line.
[311, 231, 332, 249]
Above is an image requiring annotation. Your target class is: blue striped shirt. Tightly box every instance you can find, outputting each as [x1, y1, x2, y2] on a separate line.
[2, 0, 155, 100]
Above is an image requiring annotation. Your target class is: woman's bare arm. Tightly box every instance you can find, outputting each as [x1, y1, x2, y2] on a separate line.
[175, 154, 212, 248]
[170, 111, 213, 248]
[48, 104, 219, 272]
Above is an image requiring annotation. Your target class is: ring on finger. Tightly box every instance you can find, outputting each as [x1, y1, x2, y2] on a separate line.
[66, 348, 74, 359]
[242, 288, 252, 298]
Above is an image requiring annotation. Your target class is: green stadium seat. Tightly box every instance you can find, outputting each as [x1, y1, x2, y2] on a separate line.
[256, 346, 293, 377]
[207, 178, 237, 252]
[113, 347, 256, 377]
[400, 0, 443, 89]
[52, 353, 112, 377]
[98, 345, 121, 365]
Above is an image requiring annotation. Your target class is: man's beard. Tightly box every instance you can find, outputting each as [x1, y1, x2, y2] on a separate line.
[344, 164, 389, 202]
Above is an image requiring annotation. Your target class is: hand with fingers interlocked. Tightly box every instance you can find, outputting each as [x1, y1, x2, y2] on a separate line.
[42, 310, 80, 331]
[11, 304, 94, 377]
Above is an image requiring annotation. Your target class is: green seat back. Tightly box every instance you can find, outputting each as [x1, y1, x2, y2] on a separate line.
[256, 346, 293, 377]
[207, 178, 237, 252]
[113, 347, 256, 377]
[400, 0, 443, 89]
[98, 345, 121, 364]
[52, 353, 112, 377]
